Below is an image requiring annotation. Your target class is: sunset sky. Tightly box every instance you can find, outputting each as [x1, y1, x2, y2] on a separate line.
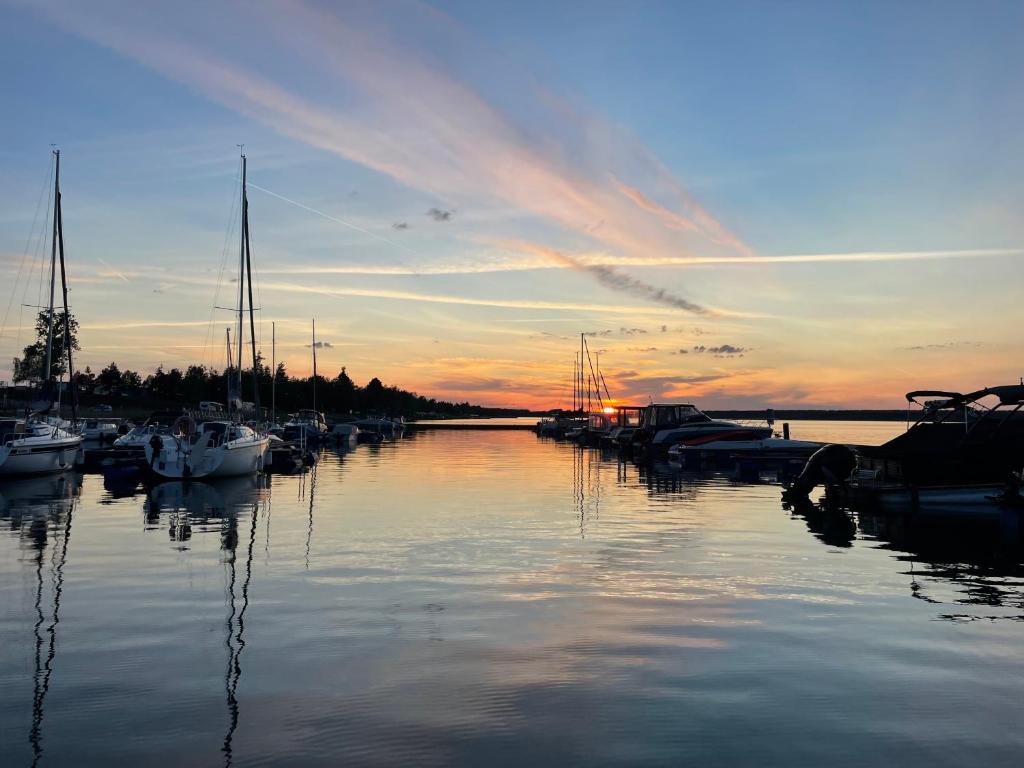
[2, 0, 1022, 409]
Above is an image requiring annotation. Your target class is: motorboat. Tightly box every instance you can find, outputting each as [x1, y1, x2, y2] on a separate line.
[568, 411, 615, 446]
[79, 418, 121, 442]
[0, 417, 83, 477]
[633, 403, 774, 456]
[668, 436, 823, 464]
[90, 411, 183, 466]
[283, 409, 330, 445]
[536, 412, 586, 439]
[145, 421, 269, 479]
[353, 417, 404, 441]
[600, 406, 644, 449]
[786, 385, 1024, 514]
[330, 423, 359, 450]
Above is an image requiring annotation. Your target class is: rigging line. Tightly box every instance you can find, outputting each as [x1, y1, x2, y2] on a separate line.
[19, 175, 55, 359]
[202, 163, 243, 369]
[245, 181, 422, 266]
[34, 155, 57, 335]
[0, 159, 52, 341]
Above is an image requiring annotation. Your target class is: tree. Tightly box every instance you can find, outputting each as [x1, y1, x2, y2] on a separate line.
[121, 369, 143, 389]
[333, 367, 356, 412]
[74, 365, 96, 392]
[363, 376, 385, 410]
[98, 362, 122, 391]
[12, 310, 80, 383]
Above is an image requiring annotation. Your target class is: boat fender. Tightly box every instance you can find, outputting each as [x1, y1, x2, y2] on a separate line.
[148, 434, 163, 467]
[783, 444, 856, 499]
[173, 415, 196, 438]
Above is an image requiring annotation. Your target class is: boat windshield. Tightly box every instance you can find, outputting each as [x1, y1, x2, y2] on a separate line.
[618, 409, 643, 427]
[645, 405, 710, 427]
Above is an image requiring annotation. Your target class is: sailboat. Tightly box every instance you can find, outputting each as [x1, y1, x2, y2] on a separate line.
[283, 319, 329, 445]
[146, 154, 269, 479]
[0, 150, 83, 476]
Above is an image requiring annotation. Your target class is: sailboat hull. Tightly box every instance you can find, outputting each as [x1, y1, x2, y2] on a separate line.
[146, 437, 269, 480]
[0, 437, 82, 476]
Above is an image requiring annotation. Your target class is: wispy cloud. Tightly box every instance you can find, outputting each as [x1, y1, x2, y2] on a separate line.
[22, 0, 752, 309]
[902, 341, 983, 351]
[97, 257, 130, 282]
[249, 246, 1024, 278]
[260, 280, 693, 316]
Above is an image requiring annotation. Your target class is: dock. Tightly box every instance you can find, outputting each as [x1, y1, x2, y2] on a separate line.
[408, 422, 536, 431]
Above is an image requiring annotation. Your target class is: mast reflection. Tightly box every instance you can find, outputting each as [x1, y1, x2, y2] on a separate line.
[0, 473, 82, 767]
[141, 476, 268, 765]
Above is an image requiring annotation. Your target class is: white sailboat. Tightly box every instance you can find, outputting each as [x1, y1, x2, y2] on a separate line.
[146, 153, 268, 479]
[0, 150, 83, 477]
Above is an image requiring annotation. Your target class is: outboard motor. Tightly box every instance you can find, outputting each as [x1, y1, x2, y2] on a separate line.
[783, 444, 857, 500]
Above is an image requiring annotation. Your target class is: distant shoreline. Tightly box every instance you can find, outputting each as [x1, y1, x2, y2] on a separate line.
[706, 410, 910, 421]
[413, 410, 914, 425]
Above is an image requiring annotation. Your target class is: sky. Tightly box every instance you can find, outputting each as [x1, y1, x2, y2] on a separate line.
[1, 0, 1022, 409]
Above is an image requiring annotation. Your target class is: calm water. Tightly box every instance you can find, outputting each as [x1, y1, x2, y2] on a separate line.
[2, 424, 1023, 767]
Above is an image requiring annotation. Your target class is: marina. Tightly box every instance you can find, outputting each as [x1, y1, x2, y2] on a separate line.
[3, 426, 1024, 766]
[2, 2, 1023, 765]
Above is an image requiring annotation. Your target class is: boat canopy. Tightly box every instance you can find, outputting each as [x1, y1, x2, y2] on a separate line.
[907, 384, 1024, 408]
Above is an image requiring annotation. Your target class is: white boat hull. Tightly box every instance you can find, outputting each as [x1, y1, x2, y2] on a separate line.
[669, 437, 822, 460]
[146, 437, 269, 479]
[0, 437, 83, 476]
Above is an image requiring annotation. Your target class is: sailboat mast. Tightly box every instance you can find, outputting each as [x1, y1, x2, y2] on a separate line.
[44, 150, 60, 382]
[271, 321, 276, 424]
[571, 356, 577, 412]
[236, 154, 246, 408]
[242, 158, 259, 420]
[579, 333, 584, 413]
[56, 181, 77, 421]
[225, 327, 232, 410]
[583, 336, 601, 410]
[311, 318, 317, 412]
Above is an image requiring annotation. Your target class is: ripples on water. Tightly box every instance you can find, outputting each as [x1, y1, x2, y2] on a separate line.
[1, 425, 1023, 767]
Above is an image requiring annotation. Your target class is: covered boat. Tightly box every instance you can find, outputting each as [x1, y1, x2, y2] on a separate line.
[787, 385, 1024, 515]
[283, 409, 330, 444]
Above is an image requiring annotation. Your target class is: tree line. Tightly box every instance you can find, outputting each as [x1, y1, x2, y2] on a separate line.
[10, 311, 527, 418]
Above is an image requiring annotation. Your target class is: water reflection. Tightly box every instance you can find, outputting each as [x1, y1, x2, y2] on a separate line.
[784, 496, 857, 548]
[860, 509, 1024, 621]
[633, 448, 1024, 622]
[0, 473, 81, 767]
[779, 489, 1024, 620]
[222, 486, 259, 767]
[144, 476, 268, 548]
[2, 430, 1023, 766]
[141, 477, 268, 766]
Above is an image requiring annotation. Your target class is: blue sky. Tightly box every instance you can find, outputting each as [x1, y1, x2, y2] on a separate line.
[1, 0, 1022, 407]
